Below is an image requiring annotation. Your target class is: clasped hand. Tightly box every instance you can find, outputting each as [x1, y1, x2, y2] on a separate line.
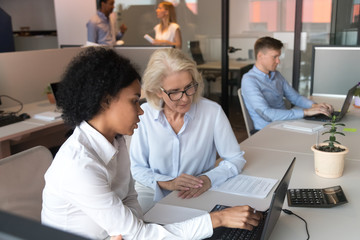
[158, 173, 211, 199]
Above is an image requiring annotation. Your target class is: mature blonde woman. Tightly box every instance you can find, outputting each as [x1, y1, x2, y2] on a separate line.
[152, 1, 182, 49]
[130, 48, 246, 213]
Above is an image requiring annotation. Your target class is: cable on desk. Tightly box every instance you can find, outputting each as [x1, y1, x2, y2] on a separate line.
[0, 95, 23, 115]
[282, 209, 310, 240]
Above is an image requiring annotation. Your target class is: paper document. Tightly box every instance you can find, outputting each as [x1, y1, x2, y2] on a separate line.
[33, 111, 62, 121]
[144, 34, 154, 44]
[144, 203, 207, 225]
[211, 174, 278, 199]
[282, 122, 324, 132]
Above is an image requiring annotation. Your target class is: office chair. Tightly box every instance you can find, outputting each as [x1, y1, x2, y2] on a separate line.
[238, 88, 255, 138]
[0, 146, 53, 222]
[228, 64, 253, 101]
[188, 40, 219, 97]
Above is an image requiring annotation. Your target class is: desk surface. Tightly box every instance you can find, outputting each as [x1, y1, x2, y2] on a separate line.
[0, 100, 66, 158]
[241, 96, 360, 160]
[197, 59, 253, 71]
[156, 147, 360, 240]
[148, 95, 360, 240]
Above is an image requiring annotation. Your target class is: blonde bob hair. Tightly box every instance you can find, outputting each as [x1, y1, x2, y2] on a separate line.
[143, 48, 204, 110]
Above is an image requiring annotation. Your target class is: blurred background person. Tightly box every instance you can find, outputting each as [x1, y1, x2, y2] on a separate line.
[87, 0, 127, 46]
[152, 1, 182, 49]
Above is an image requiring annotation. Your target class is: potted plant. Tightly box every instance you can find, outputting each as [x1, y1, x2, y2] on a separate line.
[44, 85, 56, 104]
[354, 82, 360, 108]
[311, 115, 348, 178]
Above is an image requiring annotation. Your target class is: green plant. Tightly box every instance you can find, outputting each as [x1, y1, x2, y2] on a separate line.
[354, 83, 360, 97]
[316, 115, 346, 152]
[44, 85, 52, 94]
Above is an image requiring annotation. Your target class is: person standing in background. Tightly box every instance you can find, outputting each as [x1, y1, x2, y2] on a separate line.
[87, 0, 127, 46]
[152, 1, 182, 49]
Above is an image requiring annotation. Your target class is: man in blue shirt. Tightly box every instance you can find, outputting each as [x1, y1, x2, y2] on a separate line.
[242, 36, 333, 131]
[86, 0, 127, 46]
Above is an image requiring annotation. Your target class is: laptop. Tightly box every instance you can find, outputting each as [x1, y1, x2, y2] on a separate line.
[50, 82, 60, 104]
[304, 84, 357, 122]
[205, 157, 296, 240]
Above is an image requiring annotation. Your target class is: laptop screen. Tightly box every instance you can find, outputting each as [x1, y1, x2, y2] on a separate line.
[261, 157, 296, 240]
[49, 82, 60, 103]
[337, 84, 357, 119]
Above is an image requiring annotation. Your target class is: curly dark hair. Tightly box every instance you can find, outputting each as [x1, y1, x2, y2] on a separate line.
[56, 47, 140, 127]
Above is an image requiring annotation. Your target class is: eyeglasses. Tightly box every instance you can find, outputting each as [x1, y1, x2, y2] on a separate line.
[160, 83, 198, 101]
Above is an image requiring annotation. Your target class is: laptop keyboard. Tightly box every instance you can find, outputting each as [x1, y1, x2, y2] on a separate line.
[211, 205, 267, 240]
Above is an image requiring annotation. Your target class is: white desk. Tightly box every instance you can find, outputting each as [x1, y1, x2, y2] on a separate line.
[0, 100, 69, 158]
[146, 95, 360, 239]
[154, 147, 360, 240]
[197, 59, 253, 72]
[241, 96, 360, 160]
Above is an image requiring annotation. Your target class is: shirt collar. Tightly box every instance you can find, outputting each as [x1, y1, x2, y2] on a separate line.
[153, 102, 197, 123]
[253, 65, 276, 80]
[79, 121, 118, 165]
[97, 10, 108, 21]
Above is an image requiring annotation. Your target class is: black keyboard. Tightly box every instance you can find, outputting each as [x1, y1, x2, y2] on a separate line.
[0, 114, 25, 127]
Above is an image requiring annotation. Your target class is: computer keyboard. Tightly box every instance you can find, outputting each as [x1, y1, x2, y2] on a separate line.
[0, 114, 25, 127]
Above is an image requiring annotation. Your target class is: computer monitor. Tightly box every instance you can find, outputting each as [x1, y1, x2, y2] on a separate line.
[0, 210, 89, 240]
[311, 45, 360, 96]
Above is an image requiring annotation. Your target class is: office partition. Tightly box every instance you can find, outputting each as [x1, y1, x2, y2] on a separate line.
[114, 45, 173, 76]
[311, 46, 360, 96]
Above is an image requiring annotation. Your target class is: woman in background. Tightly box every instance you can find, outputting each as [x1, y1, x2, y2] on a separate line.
[153, 1, 182, 49]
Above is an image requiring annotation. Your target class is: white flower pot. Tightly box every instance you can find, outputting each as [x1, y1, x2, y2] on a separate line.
[311, 144, 348, 178]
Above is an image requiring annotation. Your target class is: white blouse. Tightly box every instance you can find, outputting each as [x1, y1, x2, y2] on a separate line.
[154, 22, 180, 43]
[41, 121, 213, 240]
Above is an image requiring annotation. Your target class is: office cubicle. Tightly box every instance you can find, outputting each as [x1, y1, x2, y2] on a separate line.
[0, 46, 173, 108]
[0, 48, 82, 108]
[114, 45, 173, 76]
[311, 46, 360, 96]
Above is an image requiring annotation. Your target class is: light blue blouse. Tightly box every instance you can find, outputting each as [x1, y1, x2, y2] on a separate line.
[130, 98, 246, 201]
[242, 65, 314, 130]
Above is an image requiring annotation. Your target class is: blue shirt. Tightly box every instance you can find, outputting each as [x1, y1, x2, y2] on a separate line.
[86, 11, 122, 46]
[242, 65, 314, 130]
[130, 98, 246, 201]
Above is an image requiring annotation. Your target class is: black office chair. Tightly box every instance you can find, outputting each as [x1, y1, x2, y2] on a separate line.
[188, 40, 220, 97]
[228, 63, 253, 101]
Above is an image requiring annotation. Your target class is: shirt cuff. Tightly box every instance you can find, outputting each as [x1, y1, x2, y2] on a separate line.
[203, 161, 239, 187]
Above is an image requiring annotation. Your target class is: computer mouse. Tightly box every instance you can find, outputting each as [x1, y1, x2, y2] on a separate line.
[19, 113, 31, 119]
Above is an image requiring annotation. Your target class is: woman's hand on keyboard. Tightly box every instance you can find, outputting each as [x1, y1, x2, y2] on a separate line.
[210, 205, 262, 230]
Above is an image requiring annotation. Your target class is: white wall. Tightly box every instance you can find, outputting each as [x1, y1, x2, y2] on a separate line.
[54, 0, 96, 47]
[0, 0, 56, 31]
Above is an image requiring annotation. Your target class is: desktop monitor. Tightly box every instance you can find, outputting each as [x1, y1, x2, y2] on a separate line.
[0, 210, 89, 240]
[311, 45, 360, 95]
